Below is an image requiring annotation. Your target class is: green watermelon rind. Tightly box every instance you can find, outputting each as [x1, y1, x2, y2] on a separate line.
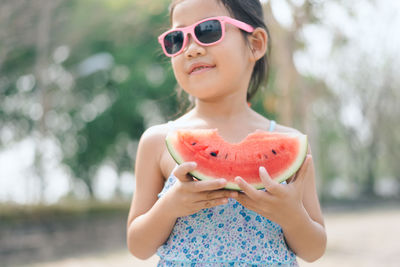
[165, 132, 308, 191]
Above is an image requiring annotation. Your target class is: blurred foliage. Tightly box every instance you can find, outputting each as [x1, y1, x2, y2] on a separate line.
[58, 0, 176, 194]
[1, 0, 178, 196]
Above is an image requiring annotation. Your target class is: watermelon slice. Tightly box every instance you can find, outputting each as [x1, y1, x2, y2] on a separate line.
[165, 129, 308, 190]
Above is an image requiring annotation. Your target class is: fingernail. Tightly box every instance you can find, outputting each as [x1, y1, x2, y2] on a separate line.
[259, 166, 266, 173]
[235, 176, 242, 183]
[191, 162, 197, 167]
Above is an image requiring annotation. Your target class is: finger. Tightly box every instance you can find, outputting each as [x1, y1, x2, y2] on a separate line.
[293, 155, 312, 185]
[234, 192, 249, 205]
[191, 178, 228, 192]
[234, 193, 256, 211]
[196, 197, 229, 209]
[200, 189, 238, 201]
[259, 166, 280, 194]
[173, 162, 197, 182]
[234, 176, 260, 200]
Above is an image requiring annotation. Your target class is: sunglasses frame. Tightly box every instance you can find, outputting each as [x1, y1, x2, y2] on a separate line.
[158, 16, 254, 57]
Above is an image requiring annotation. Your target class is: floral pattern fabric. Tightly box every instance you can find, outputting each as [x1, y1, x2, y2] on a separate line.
[157, 175, 298, 267]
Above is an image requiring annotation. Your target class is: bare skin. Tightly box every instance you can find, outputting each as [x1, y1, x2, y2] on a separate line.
[127, 0, 326, 262]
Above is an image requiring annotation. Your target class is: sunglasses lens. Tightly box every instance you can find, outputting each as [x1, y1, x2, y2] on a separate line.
[164, 31, 184, 55]
[195, 20, 222, 44]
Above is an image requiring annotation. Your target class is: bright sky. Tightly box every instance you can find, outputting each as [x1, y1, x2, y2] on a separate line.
[1, 0, 399, 204]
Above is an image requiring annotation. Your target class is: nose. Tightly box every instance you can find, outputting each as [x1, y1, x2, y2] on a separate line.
[184, 34, 206, 58]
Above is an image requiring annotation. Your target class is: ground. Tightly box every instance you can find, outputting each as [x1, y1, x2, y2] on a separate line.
[27, 206, 400, 267]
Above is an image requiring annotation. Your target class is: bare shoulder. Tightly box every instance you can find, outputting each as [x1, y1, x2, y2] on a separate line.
[274, 123, 303, 135]
[138, 122, 182, 179]
[138, 122, 173, 155]
[140, 123, 170, 142]
[251, 110, 302, 135]
[139, 119, 195, 144]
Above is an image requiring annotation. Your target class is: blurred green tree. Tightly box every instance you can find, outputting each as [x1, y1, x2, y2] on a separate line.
[0, 0, 179, 199]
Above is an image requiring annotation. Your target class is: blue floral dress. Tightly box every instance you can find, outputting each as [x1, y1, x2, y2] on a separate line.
[157, 121, 298, 266]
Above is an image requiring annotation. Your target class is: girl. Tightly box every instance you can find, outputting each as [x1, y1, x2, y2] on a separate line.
[127, 0, 327, 266]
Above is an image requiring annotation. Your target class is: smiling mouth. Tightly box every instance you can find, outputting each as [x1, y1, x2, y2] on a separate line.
[190, 65, 216, 75]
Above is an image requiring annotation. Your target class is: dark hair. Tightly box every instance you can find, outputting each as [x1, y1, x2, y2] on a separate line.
[169, 0, 271, 102]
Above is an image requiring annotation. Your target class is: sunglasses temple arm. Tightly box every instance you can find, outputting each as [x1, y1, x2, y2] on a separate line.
[223, 16, 254, 33]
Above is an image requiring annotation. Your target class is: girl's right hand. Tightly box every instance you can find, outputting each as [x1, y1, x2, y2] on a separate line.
[163, 162, 238, 218]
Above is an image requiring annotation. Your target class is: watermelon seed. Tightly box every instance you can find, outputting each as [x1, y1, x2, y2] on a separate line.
[192, 142, 197, 145]
[210, 151, 218, 157]
[225, 154, 228, 159]
[263, 154, 268, 159]
[272, 149, 277, 155]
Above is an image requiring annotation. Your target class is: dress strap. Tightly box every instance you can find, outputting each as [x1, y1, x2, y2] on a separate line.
[166, 120, 175, 133]
[269, 120, 276, 132]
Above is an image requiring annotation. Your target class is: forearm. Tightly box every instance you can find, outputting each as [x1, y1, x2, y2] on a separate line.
[127, 197, 177, 259]
[281, 206, 327, 262]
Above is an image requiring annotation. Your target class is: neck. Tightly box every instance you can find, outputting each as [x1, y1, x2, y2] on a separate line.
[192, 93, 252, 123]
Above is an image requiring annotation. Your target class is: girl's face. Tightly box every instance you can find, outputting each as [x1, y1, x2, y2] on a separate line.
[170, 0, 254, 102]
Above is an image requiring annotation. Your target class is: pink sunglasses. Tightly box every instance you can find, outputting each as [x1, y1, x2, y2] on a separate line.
[158, 16, 254, 57]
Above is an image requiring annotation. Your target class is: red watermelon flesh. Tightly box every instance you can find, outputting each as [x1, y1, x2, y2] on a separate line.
[165, 129, 308, 190]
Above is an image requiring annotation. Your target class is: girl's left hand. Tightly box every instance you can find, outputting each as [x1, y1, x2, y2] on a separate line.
[233, 155, 312, 228]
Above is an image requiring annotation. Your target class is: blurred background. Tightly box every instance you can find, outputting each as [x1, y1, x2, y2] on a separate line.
[0, 0, 399, 266]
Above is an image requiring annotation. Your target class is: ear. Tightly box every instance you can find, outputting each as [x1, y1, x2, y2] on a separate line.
[247, 28, 268, 62]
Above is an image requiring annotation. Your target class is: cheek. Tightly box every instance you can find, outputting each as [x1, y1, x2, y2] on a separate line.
[218, 35, 252, 69]
[218, 49, 250, 79]
[171, 58, 186, 85]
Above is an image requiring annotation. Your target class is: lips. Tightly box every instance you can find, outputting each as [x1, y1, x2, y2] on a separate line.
[188, 63, 216, 75]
